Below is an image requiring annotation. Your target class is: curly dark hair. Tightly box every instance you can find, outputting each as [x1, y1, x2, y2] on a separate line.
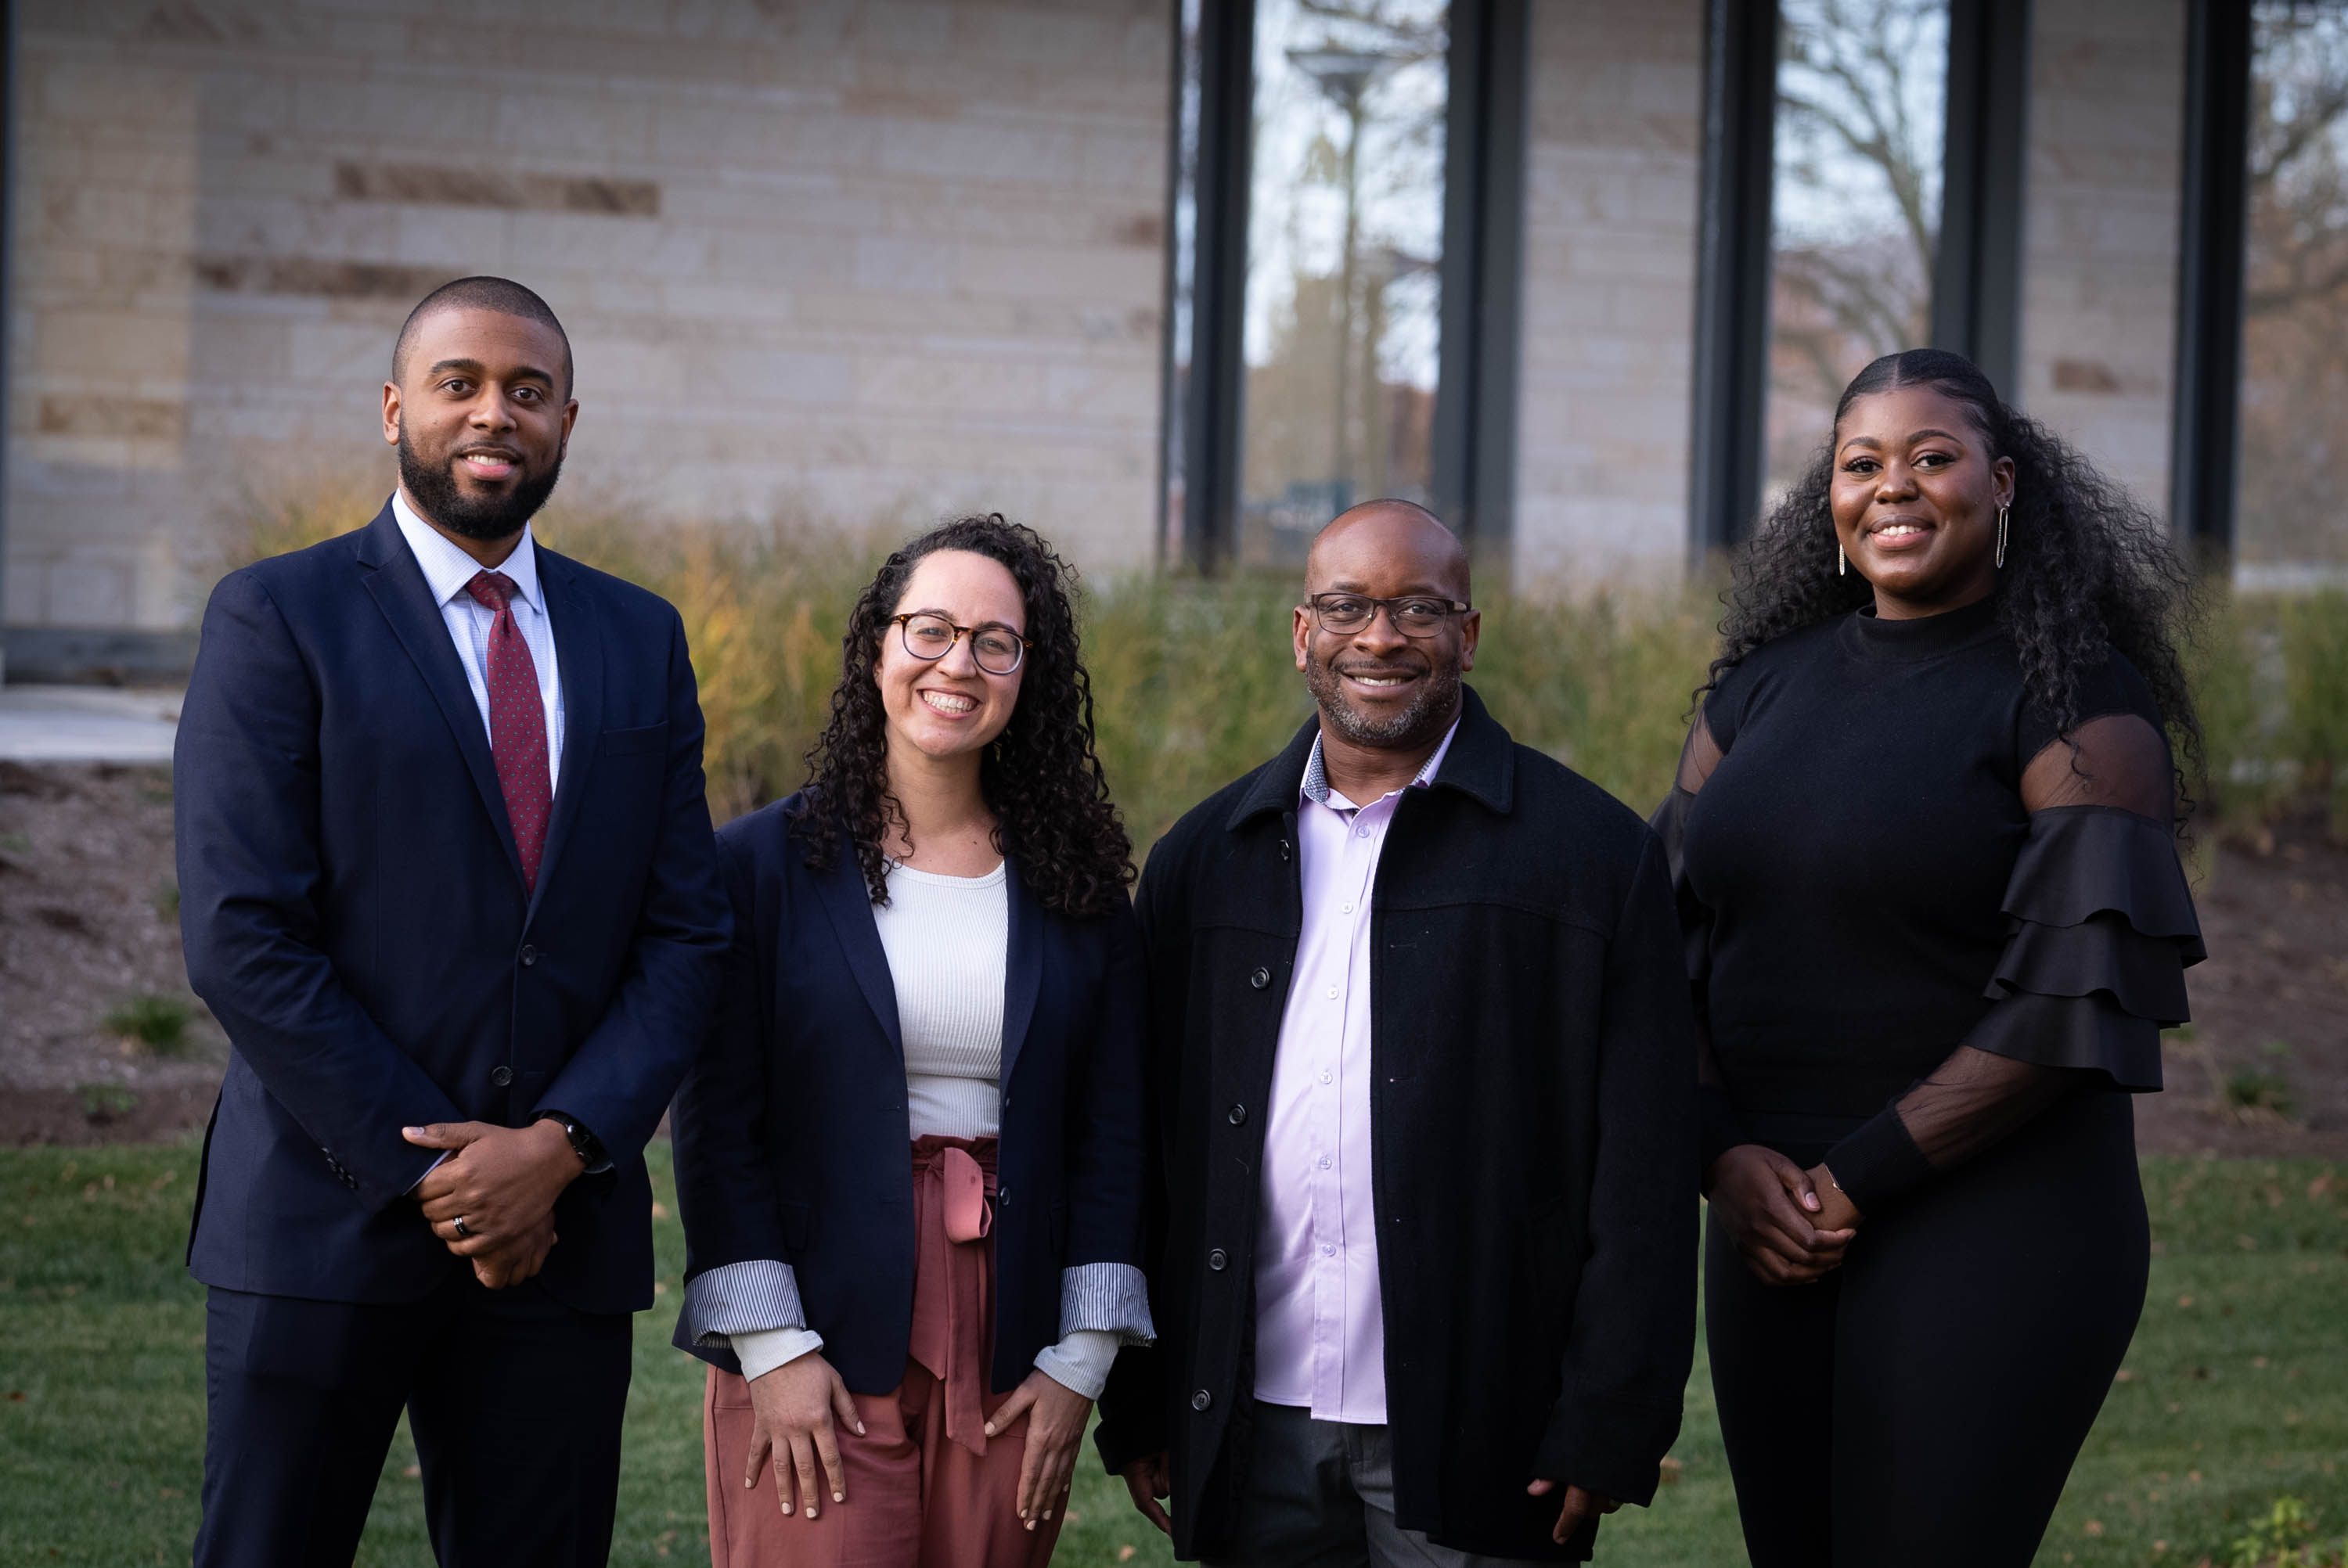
[787, 513, 1134, 918]
[1705, 348, 2202, 800]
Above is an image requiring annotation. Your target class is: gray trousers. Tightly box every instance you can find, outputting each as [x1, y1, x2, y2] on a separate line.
[1202, 1401, 1559, 1568]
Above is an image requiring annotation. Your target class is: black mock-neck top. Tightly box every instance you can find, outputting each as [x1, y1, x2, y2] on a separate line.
[1658, 595, 2205, 1207]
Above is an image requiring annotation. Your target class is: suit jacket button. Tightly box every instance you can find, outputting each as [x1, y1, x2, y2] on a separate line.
[491, 1066, 514, 1088]
[1208, 1248, 1228, 1271]
[1249, 966, 1270, 990]
[1227, 1103, 1247, 1126]
[519, 945, 538, 967]
[996, 1185, 1010, 1207]
[1191, 1389, 1213, 1412]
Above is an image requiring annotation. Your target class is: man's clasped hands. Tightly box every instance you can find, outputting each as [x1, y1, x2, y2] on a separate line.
[402, 1119, 586, 1288]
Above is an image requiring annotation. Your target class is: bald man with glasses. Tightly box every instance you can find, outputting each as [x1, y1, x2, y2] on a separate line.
[1095, 501, 1698, 1565]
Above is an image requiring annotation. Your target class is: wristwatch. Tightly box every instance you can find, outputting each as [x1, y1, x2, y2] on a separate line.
[535, 1110, 606, 1171]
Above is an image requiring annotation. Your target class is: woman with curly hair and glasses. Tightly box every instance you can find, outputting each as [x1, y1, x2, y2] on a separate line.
[1653, 350, 2206, 1566]
[670, 515, 1151, 1567]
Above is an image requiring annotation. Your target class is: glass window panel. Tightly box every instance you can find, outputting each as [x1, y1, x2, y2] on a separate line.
[2238, 1, 2348, 584]
[1765, 0, 1950, 499]
[1237, 0, 1449, 566]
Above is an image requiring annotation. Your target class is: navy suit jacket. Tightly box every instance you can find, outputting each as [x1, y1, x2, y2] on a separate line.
[670, 799, 1148, 1395]
[175, 501, 730, 1314]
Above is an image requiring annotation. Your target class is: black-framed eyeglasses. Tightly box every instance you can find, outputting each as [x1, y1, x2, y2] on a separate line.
[889, 613, 1032, 676]
[1302, 593, 1472, 638]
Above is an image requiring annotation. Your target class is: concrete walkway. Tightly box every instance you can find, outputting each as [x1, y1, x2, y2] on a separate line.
[0, 685, 181, 764]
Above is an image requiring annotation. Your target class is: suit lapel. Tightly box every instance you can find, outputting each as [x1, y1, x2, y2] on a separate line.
[355, 503, 524, 890]
[813, 845, 903, 1061]
[999, 859, 1043, 1090]
[528, 551, 603, 921]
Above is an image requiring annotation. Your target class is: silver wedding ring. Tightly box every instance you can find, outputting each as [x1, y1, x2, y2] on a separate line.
[452, 1215, 470, 1238]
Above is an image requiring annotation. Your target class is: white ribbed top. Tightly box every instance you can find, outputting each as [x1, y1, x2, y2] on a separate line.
[873, 860, 1009, 1139]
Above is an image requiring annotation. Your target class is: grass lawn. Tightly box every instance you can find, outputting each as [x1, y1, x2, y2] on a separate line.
[2, 1145, 2340, 1567]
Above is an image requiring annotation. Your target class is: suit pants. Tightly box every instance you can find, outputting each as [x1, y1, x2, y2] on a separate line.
[196, 1270, 633, 1568]
[1205, 1401, 1561, 1568]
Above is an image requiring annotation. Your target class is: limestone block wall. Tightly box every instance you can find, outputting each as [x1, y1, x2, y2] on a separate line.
[1510, 0, 1705, 595]
[2015, 0, 2186, 521]
[4, 0, 1171, 644]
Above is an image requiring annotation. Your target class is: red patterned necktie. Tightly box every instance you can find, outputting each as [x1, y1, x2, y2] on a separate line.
[463, 570, 551, 893]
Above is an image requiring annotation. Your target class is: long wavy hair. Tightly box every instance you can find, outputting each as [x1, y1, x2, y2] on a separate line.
[787, 514, 1134, 918]
[1706, 349, 2202, 799]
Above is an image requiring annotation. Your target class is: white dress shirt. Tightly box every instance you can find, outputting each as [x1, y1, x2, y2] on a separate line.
[391, 491, 564, 796]
[1252, 719, 1458, 1424]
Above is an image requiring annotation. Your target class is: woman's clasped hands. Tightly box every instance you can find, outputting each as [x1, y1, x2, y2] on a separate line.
[1705, 1145, 1864, 1285]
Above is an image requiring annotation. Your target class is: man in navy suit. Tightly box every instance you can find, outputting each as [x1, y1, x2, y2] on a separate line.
[175, 276, 730, 1566]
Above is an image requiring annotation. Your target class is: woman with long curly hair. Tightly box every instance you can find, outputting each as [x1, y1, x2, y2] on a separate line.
[669, 515, 1151, 1567]
[1654, 350, 2206, 1566]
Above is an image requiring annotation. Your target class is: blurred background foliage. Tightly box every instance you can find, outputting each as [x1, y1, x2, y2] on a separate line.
[219, 484, 2348, 847]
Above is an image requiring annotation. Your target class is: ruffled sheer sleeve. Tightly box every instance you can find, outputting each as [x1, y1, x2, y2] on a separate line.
[1825, 712, 2205, 1215]
[1651, 709, 1749, 1177]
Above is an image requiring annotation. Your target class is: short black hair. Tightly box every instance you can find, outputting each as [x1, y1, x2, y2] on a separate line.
[391, 276, 572, 392]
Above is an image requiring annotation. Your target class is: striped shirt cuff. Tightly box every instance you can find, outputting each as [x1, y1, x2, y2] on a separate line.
[733, 1325, 826, 1383]
[1057, 1262, 1154, 1347]
[679, 1259, 808, 1347]
[1033, 1329, 1119, 1400]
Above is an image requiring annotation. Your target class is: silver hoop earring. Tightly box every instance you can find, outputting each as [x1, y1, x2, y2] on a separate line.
[1996, 505, 2010, 569]
[1837, 543, 1846, 577]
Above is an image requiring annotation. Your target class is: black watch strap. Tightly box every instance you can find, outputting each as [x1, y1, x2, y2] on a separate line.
[536, 1111, 605, 1170]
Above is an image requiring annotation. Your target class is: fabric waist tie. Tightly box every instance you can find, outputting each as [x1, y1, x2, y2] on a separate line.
[909, 1134, 999, 1458]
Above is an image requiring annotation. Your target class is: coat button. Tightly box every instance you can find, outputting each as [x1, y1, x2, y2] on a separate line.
[1249, 966, 1270, 990]
[491, 1066, 514, 1088]
[996, 1185, 1010, 1207]
[1191, 1389, 1213, 1412]
[519, 944, 538, 967]
[1278, 840, 1292, 861]
[1208, 1248, 1228, 1271]
[1226, 1103, 1247, 1126]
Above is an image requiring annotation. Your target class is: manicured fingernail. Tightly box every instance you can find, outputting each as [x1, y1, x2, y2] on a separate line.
[855, 1422, 866, 1435]
[984, 1422, 996, 1435]
[833, 1491, 843, 1502]
[806, 1509, 817, 1519]
[1043, 1510, 1053, 1521]
[1801, 1192, 1820, 1210]
[780, 1504, 792, 1515]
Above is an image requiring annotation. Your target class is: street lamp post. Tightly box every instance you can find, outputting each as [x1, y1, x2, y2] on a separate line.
[1289, 48, 1393, 508]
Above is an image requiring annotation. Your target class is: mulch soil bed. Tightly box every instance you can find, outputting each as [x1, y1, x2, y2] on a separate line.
[3, 761, 2343, 1156]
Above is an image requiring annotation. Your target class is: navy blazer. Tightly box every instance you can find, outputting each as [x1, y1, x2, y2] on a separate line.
[670, 799, 1149, 1395]
[175, 502, 730, 1314]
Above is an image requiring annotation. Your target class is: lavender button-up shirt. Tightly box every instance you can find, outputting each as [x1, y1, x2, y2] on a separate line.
[1252, 718, 1459, 1423]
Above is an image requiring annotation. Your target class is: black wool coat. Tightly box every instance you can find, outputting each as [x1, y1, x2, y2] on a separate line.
[1093, 688, 1698, 1563]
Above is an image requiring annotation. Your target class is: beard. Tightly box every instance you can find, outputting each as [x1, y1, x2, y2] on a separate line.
[1304, 642, 1464, 751]
[398, 429, 564, 541]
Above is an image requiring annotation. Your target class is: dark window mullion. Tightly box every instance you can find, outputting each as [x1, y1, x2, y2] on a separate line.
[1932, 0, 2031, 397]
[1688, 0, 1780, 558]
[2171, 0, 2253, 554]
[1178, 0, 1255, 575]
[1431, 0, 1529, 577]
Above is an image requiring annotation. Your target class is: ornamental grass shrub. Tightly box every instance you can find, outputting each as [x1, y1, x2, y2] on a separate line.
[218, 483, 2348, 847]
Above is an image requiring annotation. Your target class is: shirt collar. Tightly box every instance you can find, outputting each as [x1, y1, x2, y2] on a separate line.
[390, 489, 543, 613]
[1299, 716, 1461, 811]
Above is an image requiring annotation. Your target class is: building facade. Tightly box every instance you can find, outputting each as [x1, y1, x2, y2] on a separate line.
[0, 0, 2333, 682]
